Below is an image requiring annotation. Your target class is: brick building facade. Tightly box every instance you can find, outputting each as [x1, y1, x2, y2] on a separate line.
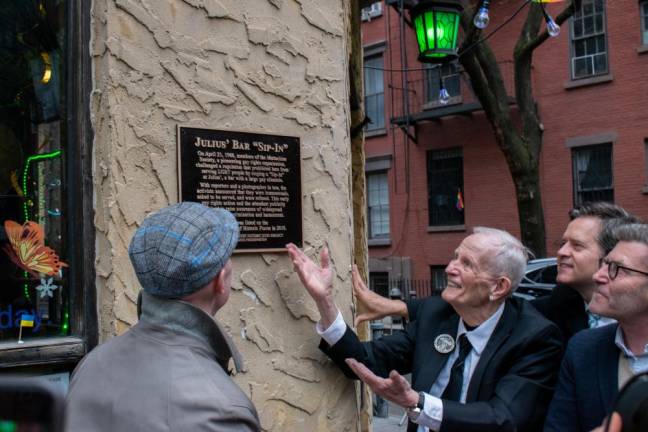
[361, 0, 648, 296]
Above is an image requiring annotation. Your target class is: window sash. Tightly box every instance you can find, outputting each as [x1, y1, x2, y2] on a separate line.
[427, 149, 464, 226]
[367, 172, 390, 238]
[570, 0, 608, 79]
[572, 144, 614, 206]
[364, 56, 385, 131]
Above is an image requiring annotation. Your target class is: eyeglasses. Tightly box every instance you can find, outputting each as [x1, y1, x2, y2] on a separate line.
[599, 257, 648, 280]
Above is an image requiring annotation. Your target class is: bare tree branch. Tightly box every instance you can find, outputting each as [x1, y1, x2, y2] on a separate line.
[518, 0, 578, 57]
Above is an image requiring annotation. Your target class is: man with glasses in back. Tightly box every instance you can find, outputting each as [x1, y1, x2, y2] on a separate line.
[544, 223, 648, 432]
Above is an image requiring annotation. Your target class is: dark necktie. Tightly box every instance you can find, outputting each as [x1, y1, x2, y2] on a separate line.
[441, 334, 473, 402]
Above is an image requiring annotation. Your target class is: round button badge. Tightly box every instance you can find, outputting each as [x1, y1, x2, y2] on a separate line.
[434, 334, 455, 354]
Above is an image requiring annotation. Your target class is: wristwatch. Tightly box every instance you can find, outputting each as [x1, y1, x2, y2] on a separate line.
[406, 392, 425, 422]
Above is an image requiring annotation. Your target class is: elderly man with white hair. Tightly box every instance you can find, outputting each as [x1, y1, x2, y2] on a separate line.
[287, 227, 562, 432]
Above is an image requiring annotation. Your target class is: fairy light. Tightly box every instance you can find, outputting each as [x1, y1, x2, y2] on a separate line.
[22, 150, 62, 222]
[20, 150, 62, 301]
[61, 309, 69, 335]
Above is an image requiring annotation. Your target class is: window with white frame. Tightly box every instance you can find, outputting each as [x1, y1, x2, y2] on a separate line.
[641, 0, 648, 45]
[367, 172, 390, 238]
[570, 0, 608, 79]
[572, 143, 613, 206]
[364, 55, 385, 132]
[425, 63, 461, 105]
[361, 1, 382, 21]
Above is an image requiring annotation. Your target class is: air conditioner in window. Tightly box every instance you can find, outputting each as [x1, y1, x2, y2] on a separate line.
[361, 2, 382, 21]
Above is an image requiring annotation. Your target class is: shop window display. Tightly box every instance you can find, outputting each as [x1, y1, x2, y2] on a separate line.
[0, 1, 70, 343]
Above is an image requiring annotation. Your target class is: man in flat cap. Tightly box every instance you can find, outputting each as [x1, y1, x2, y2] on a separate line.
[66, 202, 260, 432]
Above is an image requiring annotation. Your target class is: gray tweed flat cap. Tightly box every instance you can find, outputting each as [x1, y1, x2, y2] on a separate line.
[128, 202, 239, 298]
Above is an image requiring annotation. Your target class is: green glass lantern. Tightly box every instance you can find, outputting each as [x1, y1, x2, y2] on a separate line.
[411, 0, 463, 63]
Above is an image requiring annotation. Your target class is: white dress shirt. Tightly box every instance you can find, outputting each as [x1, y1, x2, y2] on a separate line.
[316, 304, 506, 432]
[585, 301, 616, 328]
[614, 325, 648, 375]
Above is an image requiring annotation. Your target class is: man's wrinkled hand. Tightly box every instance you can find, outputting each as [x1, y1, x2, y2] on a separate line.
[345, 358, 419, 409]
[286, 243, 333, 303]
[352, 265, 408, 327]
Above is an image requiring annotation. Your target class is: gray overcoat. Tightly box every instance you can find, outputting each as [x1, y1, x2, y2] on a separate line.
[66, 292, 260, 431]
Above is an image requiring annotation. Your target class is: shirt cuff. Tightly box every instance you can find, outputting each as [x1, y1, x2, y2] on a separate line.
[315, 310, 346, 346]
[414, 393, 443, 431]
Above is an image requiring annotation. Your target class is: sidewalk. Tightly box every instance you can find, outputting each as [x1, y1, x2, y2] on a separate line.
[372, 400, 407, 432]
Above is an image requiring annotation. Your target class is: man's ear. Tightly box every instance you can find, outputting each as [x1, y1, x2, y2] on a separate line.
[213, 268, 226, 295]
[491, 276, 512, 301]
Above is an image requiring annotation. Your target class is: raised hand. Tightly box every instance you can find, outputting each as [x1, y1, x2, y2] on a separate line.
[352, 265, 408, 327]
[286, 243, 339, 327]
[345, 358, 418, 409]
[286, 243, 333, 302]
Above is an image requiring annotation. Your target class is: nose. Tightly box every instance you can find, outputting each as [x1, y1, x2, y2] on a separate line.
[446, 259, 459, 275]
[557, 242, 570, 258]
[593, 264, 608, 285]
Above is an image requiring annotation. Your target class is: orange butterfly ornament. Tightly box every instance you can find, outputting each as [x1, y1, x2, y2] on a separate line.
[3, 220, 68, 277]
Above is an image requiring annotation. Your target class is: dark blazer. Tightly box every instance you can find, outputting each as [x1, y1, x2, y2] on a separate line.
[408, 285, 588, 347]
[530, 284, 589, 346]
[543, 324, 619, 432]
[321, 297, 563, 432]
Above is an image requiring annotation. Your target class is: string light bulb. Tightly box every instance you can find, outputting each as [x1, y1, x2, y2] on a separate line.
[541, 7, 560, 37]
[439, 87, 450, 105]
[438, 73, 450, 105]
[473, 0, 490, 29]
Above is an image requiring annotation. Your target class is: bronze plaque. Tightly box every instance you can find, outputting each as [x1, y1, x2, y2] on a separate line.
[178, 126, 302, 251]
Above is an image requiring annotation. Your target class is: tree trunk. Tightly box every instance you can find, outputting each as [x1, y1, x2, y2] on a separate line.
[456, 1, 578, 257]
[348, 1, 372, 431]
[513, 165, 547, 257]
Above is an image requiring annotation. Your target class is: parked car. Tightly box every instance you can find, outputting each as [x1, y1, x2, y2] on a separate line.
[514, 257, 557, 300]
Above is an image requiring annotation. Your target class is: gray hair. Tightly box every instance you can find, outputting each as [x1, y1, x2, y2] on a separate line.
[472, 227, 529, 291]
[610, 224, 648, 253]
[600, 216, 644, 254]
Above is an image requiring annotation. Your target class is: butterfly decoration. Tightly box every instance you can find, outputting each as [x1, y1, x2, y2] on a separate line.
[3, 220, 68, 278]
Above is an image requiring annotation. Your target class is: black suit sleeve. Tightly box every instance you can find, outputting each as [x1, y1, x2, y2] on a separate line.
[441, 324, 563, 432]
[406, 298, 424, 322]
[543, 348, 579, 431]
[319, 324, 415, 379]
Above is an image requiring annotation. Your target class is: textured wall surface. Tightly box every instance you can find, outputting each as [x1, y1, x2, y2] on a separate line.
[91, 0, 358, 430]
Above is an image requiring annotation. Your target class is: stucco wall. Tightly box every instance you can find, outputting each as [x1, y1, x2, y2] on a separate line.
[91, 0, 358, 430]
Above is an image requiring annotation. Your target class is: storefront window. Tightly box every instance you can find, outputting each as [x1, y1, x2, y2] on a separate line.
[1, 1, 70, 343]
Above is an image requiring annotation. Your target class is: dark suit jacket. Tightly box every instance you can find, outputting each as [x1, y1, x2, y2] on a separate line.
[408, 285, 588, 347]
[530, 284, 589, 346]
[321, 297, 563, 432]
[543, 324, 619, 432]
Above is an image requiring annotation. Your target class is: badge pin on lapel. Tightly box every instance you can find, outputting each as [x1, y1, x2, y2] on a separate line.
[434, 334, 455, 354]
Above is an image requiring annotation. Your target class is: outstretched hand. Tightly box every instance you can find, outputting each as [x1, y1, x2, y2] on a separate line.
[286, 243, 333, 303]
[345, 358, 418, 409]
[352, 265, 408, 327]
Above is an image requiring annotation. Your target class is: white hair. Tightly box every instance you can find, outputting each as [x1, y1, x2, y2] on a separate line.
[472, 227, 529, 291]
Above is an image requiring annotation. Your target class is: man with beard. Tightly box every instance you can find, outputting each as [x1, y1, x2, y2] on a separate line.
[544, 223, 648, 431]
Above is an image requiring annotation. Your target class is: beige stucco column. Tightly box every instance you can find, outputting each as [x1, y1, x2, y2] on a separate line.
[91, 0, 362, 430]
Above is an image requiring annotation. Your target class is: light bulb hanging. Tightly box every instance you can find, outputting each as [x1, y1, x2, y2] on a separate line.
[473, 0, 490, 29]
[541, 6, 560, 37]
[438, 75, 450, 105]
